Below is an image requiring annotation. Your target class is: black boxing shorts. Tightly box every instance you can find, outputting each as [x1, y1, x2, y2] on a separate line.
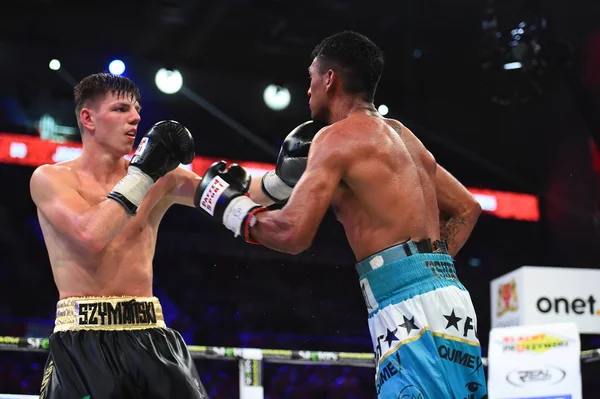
[39, 296, 208, 399]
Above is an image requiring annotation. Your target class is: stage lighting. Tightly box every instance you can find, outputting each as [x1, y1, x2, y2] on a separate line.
[109, 59, 126, 75]
[378, 104, 389, 116]
[49, 59, 61, 71]
[480, 2, 572, 106]
[503, 62, 523, 70]
[263, 84, 290, 111]
[155, 68, 183, 94]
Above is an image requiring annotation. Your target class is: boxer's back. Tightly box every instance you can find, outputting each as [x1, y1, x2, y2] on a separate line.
[331, 112, 440, 260]
[31, 159, 173, 299]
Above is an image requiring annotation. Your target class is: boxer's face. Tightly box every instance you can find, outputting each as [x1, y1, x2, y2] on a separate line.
[307, 58, 330, 123]
[87, 92, 141, 155]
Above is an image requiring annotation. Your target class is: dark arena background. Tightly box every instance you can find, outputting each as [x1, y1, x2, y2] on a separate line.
[0, 0, 599, 398]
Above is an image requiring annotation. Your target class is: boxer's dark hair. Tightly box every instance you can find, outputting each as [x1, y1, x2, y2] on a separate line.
[74, 72, 141, 132]
[311, 31, 385, 103]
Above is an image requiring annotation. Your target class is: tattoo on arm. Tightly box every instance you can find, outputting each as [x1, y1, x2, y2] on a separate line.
[440, 216, 466, 247]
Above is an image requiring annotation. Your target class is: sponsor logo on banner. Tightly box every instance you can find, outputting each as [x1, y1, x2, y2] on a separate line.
[506, 366, 566, 387]
[499, 334, 570, 354]
[210, 346, 242, 357]
[27, 337, 50, 349]
[297, 351, 339, 362]
[488, 322, 581, 399]
[0, 336, 19, 347]
[536, 295, 599, 316]
[497, 279, 519, 317]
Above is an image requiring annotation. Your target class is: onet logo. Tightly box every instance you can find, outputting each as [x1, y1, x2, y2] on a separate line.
[536, 295, 599, 316]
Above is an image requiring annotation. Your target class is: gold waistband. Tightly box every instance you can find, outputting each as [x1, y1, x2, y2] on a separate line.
[54, 296, 166, 333]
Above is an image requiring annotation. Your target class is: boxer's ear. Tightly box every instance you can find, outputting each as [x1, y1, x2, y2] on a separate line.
[324, 69, 338, 94]
[80, 107, 95, 133]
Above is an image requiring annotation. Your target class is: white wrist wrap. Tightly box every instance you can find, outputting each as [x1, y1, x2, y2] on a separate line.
[262, 170, 293, 201]
[111, 166, 154, 208]
[223, 195, 260, 237]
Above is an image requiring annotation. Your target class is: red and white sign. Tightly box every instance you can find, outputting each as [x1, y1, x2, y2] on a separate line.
[0, 132, 540, 221]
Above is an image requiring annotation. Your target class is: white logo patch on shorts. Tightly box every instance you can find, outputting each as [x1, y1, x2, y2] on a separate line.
[199, 176, 229, 216]
[369, 255, 384, 269]
[360, 278, 379, 311]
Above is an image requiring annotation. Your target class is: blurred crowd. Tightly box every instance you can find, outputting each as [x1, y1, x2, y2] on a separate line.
[1, 160, 599, 397]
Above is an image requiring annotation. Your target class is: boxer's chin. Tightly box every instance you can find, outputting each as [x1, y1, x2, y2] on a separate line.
[310, 107, 325, 124]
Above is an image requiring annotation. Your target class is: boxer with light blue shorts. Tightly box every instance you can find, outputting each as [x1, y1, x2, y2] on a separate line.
[199, 30, 488, 398]
[358, 239, 487, 398]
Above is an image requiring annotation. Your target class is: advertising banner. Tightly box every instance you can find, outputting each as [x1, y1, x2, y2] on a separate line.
[488, 322, 581, 399]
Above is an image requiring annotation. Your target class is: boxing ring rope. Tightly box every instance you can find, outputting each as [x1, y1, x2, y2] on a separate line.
[1, 336, 599, 399]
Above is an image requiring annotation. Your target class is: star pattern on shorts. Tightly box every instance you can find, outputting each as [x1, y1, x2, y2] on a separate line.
[384, 328, 399, 347]
[399, 315, 419, 335]
[443, 309, 462, 331]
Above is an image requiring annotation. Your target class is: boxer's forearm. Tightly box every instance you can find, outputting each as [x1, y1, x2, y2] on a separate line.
[75, 199, 133, 253]
[250, 210, 310, 255]
[248, 177, 276, 206]
[439, 206, 481, 257]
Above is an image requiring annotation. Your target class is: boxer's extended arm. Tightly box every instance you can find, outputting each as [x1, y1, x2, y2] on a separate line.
[250, 127, 345, 254]
[248, 178, 275, 206]
[165, 167, 202, 207]
[30, 165, 132, 253]
[165, 166, 274, 208]
[435, 164, 482, 257]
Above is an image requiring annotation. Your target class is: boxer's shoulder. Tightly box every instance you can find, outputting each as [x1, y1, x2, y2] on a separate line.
[321, 117, 378, 150]
[31, 161, 79, 190]
[383, 117, 403, 132]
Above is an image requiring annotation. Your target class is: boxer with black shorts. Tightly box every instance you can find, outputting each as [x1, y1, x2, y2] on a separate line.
[196, 32, 488, 398]
[30, 73, 209, 398]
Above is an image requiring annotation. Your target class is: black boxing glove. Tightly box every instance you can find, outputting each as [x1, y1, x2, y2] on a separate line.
[261, 120, 327, 202]
[195, 161, 267, 243]
[108, 120, 195, 215]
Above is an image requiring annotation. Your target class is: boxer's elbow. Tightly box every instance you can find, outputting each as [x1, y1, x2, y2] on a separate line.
[257, 212, 312, 254]
[465, 196, 482, 221]
[281, 237, 311, 255]
[77, 231, 107, 254]
[75, 219, 109, 254]
[287, 226, 316, 255]
[276, 226, 312, 255]
[450, 194, 481, 221]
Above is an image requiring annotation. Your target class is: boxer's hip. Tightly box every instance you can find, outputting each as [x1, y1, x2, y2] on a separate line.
[42, 296, 207, 398]
[356, 239, 465, 315]
[54, 295, 166, 332]
[356, 240, 486, 398]
[42, 325, 206, 398]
